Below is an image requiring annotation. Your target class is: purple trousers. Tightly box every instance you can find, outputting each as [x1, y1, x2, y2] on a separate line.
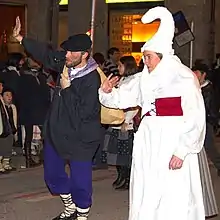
[44, 141, 93, 209]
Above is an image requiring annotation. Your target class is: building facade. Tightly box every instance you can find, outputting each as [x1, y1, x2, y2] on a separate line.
[0, 0, 59, 60]
[0, 0, 219, 66]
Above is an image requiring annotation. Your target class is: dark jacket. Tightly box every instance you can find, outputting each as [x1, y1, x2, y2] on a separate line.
[201, 81, 218, 126]
[17, 69, 51, 125]
[22, 38, 101, 160]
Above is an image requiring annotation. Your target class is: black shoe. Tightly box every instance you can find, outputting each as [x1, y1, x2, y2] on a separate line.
[5, 167, 16, 172]
[112, 166, 123, 187]
[25, 142, 42, 168]
[0, 170, 11, 175]
[52, 212, 77, 220]
[115, 167, 130, 190]
[25, 156, 42, 168]
[115, 178, 129, 191]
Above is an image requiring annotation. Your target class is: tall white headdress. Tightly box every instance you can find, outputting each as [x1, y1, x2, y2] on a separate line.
[141, 7, 175, 55]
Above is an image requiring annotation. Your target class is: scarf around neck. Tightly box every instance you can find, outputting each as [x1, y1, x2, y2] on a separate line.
[68, 57, 98, 81]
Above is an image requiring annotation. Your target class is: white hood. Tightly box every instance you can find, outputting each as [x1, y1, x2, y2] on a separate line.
[141, 7, 175, 55]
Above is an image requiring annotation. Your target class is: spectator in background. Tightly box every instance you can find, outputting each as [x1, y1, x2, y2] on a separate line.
[93, 52, 105, 70]
[192, 64, 219, 217]
[193, 64, 220, 176]
[0, 53, 25, 150]
[213, 53, 220, 70]
[0, 53, 24, 106]
[138, 59, 144, 72]
[92, 52, 107, 170]
[103, 56, 139, 191]
[0, 81, 15, 174]
[2, 88, 17, 172]
[103, 47, 120, 77]
[17, 57, 51, 168]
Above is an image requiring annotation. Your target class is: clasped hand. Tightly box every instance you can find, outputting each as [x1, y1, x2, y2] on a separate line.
[169, 155, 183, 170]
[60, 73, 71, 89]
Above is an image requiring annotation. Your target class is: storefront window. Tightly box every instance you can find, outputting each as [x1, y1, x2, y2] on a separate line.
[109, 12, 160, 64]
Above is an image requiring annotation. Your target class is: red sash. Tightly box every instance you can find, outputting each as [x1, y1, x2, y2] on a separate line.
[145, 97, 183, 117]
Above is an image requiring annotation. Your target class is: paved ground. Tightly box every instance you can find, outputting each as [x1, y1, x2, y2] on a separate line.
[1, 145, 220, 220]
[0, 167, 129, 220]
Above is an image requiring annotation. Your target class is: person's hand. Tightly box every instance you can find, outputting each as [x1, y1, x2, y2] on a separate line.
[12, 16, 23, 42]
[121, 122, 129, 132]
[169, 155, 183, 170]
[60, 73, 71, 89]
[101, 74, 119, 93]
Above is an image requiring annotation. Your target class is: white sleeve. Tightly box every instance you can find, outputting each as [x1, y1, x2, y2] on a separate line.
[174, 81, 206, 160]
[125, 108, 139, 124]
[99, 73, 142, 109]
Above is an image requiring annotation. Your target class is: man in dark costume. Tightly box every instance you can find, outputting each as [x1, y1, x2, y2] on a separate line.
[13, 17, 101, 220]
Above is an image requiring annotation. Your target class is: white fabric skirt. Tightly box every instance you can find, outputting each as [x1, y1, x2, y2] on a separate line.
[198, 148, 218, 217]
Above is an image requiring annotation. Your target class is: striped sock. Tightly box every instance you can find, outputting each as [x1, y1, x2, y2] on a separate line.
[76, 207, 90, 220]
[59, 194, 76, 218]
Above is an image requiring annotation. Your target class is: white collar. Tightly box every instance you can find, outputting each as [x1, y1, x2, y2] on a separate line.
[7, 66, 20, 76]
[69, 65, 86, 75]
[201, 80, 210, 88]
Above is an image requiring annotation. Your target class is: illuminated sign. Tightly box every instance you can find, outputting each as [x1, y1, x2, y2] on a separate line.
[106, 0, 163, 3]
[60, 0, 163, 5]
[59, 0, 68, 5]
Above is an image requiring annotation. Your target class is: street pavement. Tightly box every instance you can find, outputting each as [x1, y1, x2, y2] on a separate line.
[0, 166, 129, 220]
[0, 150, 220, 219]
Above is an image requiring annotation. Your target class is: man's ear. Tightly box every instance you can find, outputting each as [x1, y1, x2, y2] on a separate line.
[82, 51, 89, 60]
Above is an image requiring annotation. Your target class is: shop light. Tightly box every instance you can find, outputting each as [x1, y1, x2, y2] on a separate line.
[106, 0, 163, 3]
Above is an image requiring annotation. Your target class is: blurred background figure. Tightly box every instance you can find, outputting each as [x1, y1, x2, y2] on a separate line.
[93, 52, 105, 70]
[103, 56, 139, 191]
[17, 57, 50, 168]
[103, 47, 120, 77]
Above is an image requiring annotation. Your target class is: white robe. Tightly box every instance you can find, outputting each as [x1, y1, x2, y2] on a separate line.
[99, 55, 206, 220]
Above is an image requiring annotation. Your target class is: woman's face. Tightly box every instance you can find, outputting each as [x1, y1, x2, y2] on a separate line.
[143, 50, 161, 73]
[118, 61, 125, 76]
[193, 70, 206, 84]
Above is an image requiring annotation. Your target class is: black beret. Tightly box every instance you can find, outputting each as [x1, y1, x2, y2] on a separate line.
[60, 34, 92, 52]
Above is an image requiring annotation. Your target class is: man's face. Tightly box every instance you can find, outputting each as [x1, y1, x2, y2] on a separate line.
[110, 51, 120, 63]
[143, 50, 161, 73]
[194, 70, 206, 84]
[65, 51, 83, 68]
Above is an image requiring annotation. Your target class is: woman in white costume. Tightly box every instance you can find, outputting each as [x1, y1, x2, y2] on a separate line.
[99, 7, 206, 220]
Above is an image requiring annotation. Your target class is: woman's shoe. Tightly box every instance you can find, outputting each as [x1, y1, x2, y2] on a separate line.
[115, 177, 129, 190]
[26, 157, 42, 168]
[115, 167, 130, 190]
[112, 165, 122, 187]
